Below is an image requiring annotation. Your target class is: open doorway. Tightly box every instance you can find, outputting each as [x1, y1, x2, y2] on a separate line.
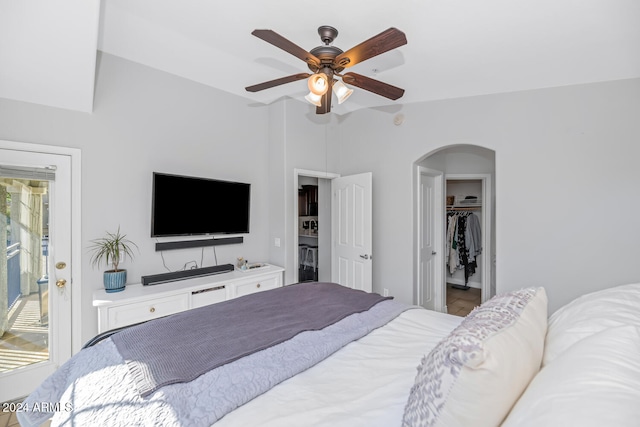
[292, 169, 374, 291]
[293, 169, 338, 283]
[445, 175, 492, 316]
[298, 177, 320, 282]
[413, 145, 496, 316]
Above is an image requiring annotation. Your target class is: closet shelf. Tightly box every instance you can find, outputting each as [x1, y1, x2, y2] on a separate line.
[299, 232, 318, 238]
[447, 205, 482, 211]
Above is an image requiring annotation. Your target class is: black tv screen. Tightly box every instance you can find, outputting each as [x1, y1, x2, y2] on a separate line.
[151, 172, 250, 237]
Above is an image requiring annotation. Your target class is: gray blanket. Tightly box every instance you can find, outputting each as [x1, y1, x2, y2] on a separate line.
[111, 282, 391, 397]
[18, 299, 413, 427]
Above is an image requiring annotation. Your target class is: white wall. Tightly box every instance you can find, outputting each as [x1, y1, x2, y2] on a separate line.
[331, 78, 640, 313]
[0, 52, 271, 343]
[267, 102, 287, 272]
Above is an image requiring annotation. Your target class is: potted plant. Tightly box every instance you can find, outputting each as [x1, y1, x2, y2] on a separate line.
[89, 227, 138, 293]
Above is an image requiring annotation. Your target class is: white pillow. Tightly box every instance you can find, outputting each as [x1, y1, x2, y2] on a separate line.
[543, 282, 640, 365]
[503, 325, 640, 427]
[402, 287, 547, 427]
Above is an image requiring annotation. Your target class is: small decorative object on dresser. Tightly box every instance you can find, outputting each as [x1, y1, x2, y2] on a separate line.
[236, 257, 248, 270]
[89, 227, 138, 293]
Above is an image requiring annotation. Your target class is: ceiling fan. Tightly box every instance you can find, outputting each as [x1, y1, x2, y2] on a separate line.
[245, 26, 407, 114]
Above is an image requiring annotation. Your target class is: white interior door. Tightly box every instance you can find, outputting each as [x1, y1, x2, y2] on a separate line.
[419, 173, 436, 310]
[417, 168, 444, 311]
[331, 172, 372, 292]
[0, 147, 73, 402]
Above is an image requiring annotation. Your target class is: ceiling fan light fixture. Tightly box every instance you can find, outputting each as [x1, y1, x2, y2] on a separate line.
[308, 73, 329, 96]
[333, 80, 354, 104]
[305, 91, 323, 107]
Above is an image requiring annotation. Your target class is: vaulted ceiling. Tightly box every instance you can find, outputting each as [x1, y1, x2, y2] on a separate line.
[1, 0, 639, 114]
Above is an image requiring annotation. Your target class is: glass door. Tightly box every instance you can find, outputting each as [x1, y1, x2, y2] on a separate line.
[0, 148, 73, 402]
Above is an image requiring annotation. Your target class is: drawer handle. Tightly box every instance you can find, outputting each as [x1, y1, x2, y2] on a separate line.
[256, 283, 261, 288]
[149, 307, 156, 313]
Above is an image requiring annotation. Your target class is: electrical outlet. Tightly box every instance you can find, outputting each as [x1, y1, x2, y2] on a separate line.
[274, 238, 281, 247]
[383, 288, 389, 297]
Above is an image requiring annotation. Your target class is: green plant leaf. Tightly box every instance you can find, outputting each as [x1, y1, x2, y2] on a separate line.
[88, 226, 138, 272]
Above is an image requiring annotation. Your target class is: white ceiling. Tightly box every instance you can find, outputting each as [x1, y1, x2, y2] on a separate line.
[0, 0, 100, 113]
[2, 0, 640, 114]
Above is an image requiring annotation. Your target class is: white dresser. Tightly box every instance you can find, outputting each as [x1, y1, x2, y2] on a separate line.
[92, 264, 284, 333]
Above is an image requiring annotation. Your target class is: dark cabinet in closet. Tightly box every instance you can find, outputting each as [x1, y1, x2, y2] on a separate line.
[298, 185, 318, 216]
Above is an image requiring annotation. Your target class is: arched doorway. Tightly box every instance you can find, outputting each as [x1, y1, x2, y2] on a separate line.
[413, 144, 496, 315]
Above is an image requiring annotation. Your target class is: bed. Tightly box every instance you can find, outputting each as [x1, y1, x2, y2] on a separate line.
[17, 281, 640, 427]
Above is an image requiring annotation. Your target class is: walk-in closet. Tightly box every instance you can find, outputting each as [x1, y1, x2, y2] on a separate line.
[445, 179, 483, 315]
[298, 178, 319, 282]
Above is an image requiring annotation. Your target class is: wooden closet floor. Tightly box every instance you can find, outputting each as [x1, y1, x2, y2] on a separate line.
[446, 284, 481, 317]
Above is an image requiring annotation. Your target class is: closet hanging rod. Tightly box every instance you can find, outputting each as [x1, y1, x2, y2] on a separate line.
[447, 206, 482, 211]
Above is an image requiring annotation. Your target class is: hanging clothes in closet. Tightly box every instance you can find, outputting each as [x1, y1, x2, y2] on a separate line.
[446, 211, 482, 286]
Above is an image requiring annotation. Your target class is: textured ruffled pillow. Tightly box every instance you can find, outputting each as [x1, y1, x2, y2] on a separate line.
[402, 287, 547, 427]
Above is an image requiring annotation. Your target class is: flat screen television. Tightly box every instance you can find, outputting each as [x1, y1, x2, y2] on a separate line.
[151, 172, 250, 237]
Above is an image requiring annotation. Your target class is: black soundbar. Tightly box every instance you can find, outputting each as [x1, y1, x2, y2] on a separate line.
[141, 264, 234, 286]
[155, 236, 243, 252]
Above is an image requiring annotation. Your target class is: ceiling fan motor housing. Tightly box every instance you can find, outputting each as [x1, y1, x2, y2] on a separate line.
[309, 46, 344, 74]
[309, 26, 344, 73]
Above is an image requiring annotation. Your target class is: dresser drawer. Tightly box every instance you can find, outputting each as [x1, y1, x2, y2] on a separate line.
[230, 275, 281, 299]
[106, 294, 189, 329]
[191, 285, 227, 308]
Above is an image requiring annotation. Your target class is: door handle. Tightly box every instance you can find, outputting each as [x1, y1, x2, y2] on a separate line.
[432, 251, 437, 255]
[359, 254, 370, 260]
[56, 279, 67, 288]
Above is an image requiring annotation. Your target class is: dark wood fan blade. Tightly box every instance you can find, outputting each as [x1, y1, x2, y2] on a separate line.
[252, 29, 321, 69]
[334, 28, 407, 69]
[342, 72, 405, 100]
[316, 82, 333, 114]
[245, 73, 310, 92]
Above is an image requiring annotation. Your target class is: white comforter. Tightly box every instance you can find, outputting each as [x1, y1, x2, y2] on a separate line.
[216, 307, 461, 427]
